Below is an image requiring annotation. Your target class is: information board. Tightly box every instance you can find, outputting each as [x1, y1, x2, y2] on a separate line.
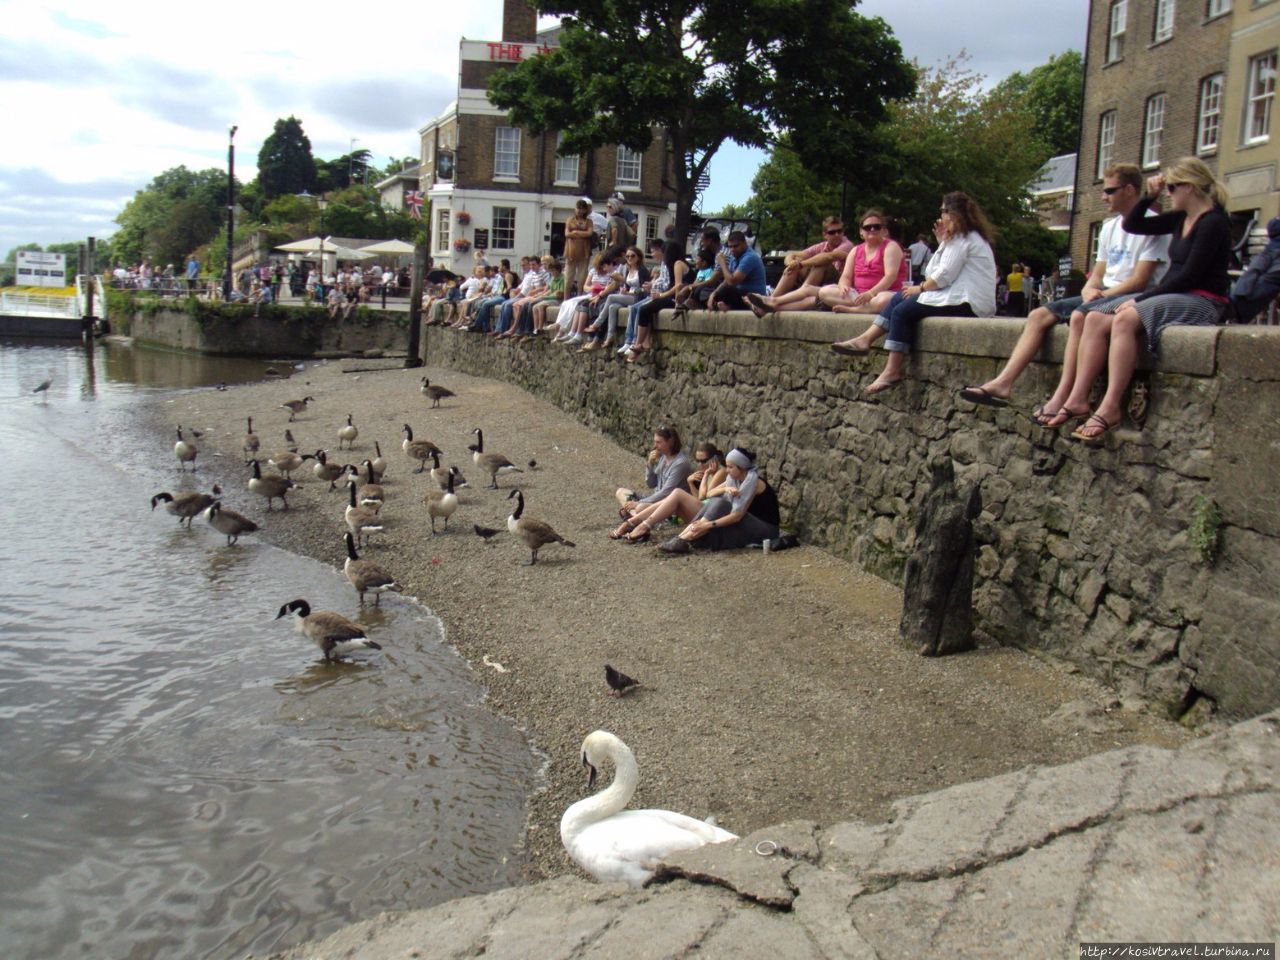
[16, 251, 67, 288]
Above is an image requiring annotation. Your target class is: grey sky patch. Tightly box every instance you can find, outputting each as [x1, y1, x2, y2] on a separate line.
[305, 77, 456, 134]
[0, 168, 139, 203]
[50, 12, 121, 40]
[0, 40, 111, 85]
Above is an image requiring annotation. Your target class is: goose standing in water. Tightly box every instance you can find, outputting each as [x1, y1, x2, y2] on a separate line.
[401, 424, 442, 473]
[243, 417, 260, 457]
[151, 483, 222, 527]
[420, 377, 456, 408]
[206, 500, 259, 545]
[345, 480, 384, 547]
[275, 599, 381, 661]
[281, 396, 315, 422]
[337, 414, 359, 450]
[423, 468, 459, 534]
[507, 489, 574, 564]
[470, 428, 522, 489]
[174, 426, 198, 471]
[560, 731, 737, 887]
[246, 459, 296, 510]
[343, 532, 398, 605]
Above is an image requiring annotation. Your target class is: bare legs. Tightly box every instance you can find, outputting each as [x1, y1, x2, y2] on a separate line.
[1061, 306, 1135, 438]
[608, 488, 702, 539]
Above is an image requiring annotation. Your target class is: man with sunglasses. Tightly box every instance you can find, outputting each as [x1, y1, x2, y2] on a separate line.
[959, 163, 1169, 419]
[770, 216, 854, 299]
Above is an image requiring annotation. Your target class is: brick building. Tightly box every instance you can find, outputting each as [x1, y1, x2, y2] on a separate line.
[1072, 0, 1279, 268]
[417, 0, 678, 272]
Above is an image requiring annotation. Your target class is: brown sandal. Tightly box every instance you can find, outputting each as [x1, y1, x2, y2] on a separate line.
[625, 520, 652, 544]
[608, 518, 638, 540]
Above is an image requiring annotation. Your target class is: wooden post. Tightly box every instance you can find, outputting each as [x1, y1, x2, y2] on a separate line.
[404, 244, 426, 368]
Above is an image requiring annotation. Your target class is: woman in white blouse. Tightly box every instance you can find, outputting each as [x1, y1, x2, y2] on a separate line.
[836, 192, 997, 396]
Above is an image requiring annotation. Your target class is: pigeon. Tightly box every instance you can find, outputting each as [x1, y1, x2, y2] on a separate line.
[605, 664, 640, 697]
[474, 524, 502, 542]
[527, 459, 538, 471]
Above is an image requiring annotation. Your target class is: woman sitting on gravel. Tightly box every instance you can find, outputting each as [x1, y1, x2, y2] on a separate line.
[613, 426, 692, 520]
[687, 442, 726, 498]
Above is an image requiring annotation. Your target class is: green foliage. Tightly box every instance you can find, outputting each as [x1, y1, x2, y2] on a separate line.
[487, 0, 914, 235]
[263, 194, 318, 229]
[992, 220, 1068, 279]
[989, 51, 1084, 162]
[258, 116, 316, 199]
[743, 138, 840, 252]
[314, 149, 374, 193]
[1188, 495, 1223, 565]
[112, 166, 229, 265]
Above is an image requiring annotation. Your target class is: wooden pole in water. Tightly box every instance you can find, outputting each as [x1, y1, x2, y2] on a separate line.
[404, 243, 425, 369]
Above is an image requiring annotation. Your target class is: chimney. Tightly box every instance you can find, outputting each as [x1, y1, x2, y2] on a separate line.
[502, 0, 537, 42]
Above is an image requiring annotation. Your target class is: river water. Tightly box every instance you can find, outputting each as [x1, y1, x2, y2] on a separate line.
[0, 338, 538, 960]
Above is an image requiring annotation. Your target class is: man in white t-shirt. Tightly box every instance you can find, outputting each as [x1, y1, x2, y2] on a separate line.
[958, 163, 1169, 425]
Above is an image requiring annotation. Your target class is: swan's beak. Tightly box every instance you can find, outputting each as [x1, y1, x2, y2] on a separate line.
[583, 756, 597, 790]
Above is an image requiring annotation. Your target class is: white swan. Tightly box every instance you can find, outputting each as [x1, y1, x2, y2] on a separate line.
[560, 730, 737, 887]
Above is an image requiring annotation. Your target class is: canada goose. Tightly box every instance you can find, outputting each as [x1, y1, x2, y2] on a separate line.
[275, 598, 381, 661]
[281, 396, 315, 422]
[150, 482, 222, 527]
[243, 417, 260, 457]
[469, 428, 523, 489]
[423, 468, 459, 534]
[174, 426, 198, 471]
[428, 451, 450, 489]
[311, 450, 351, 491]
[345, 480, 384, 547]
[401, 424, 442, 473]
[337, 414, 358, 450]
[343, 532, 398, 605]
[268, 449, 310, 478]
[207, 500, 259, 545]
[247, 458, 296, 510]
[284, 429, 299, 453]
[420, 377, 456, 408]
[356, 460, 384, 507]
[369, 441, 387, 482]
[507, 489, 575, 565]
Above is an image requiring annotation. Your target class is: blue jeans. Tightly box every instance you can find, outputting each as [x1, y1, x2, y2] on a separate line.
[876, 291, 975, 353]
[495, 299, 519, 334]
[470, 296, 506, 332]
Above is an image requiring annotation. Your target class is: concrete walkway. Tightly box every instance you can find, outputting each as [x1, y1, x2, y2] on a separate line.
[270, 711, 1279, 959]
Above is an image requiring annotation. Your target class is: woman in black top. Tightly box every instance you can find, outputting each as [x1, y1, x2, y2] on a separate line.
[1063, 157, 1231, 445]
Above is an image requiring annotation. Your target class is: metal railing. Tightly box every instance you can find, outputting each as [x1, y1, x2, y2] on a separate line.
[0, 289, 80, 318]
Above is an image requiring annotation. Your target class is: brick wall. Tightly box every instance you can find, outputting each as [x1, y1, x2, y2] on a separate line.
[1072, 0, 1231, 267]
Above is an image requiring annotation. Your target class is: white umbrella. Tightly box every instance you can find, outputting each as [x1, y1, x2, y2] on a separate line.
[275, 236, 325, 253]
[273, 237, 373, 260]
[358, 239, 417, 256]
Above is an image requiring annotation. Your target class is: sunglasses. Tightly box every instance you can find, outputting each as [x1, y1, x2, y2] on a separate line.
[824, 228, 843, 236]
[1101, 186, 1124, 196]
[695, 457, 709, 464]
[861, 223, 884, 231]
[1165, 182, 1186, 194]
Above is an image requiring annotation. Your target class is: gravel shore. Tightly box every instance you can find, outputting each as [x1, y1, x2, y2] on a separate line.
[159, 358, 1191, 884]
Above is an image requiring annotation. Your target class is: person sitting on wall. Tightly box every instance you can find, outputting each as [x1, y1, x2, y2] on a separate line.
[469, 259, 522, 333]
[676, 227, 723, 310]
[520, 259, 565, 339]
[1056, 157, 1232, 446]
[763, 215, 854, 304]
[583, 245, 649, 352]
[553, 253, 615, 344]
[1230, 215, 1280, 322]
[613, 426, 693, 522]
[624, 241, 691, 362]
[496, 255, 552, 340]
[956, 163, 1169, 422]
[832, 191, 997, 396]
[708, 231, 767, 312]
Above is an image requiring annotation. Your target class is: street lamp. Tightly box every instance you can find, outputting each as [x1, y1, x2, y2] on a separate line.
[223, 125, 237, 301]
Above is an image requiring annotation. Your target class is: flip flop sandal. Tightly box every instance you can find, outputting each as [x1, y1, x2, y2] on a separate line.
[958, 386, 1009, 408]
[831, 342, 870, 356]
[1071, 413, 1116, 446]
[1042, 407, 1089, 430]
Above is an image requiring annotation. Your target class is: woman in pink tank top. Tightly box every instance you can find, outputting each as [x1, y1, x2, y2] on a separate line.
[818, 208, 906, 314]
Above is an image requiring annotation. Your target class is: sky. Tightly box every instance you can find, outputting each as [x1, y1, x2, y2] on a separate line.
[0, 0, 1088, 264]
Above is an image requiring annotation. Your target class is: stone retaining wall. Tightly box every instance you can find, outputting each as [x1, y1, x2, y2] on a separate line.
[422, 312, 1280, 720]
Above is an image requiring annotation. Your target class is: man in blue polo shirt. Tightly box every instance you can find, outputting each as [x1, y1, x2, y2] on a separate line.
[710, 231, 767, 312]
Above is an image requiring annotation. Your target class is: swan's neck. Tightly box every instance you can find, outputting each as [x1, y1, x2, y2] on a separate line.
[563, 744, 638, 833]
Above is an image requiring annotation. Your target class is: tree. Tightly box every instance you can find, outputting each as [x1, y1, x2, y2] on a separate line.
[113, 166, 228, 264]
[990, 51, 1084, 162]
[258, 116, 316, 199]
[487, 0, 915, 238]
[742, 139, 840, 253]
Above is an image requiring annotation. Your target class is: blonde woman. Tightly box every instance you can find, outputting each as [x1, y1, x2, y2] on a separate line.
[1060, 157, 1231, 445]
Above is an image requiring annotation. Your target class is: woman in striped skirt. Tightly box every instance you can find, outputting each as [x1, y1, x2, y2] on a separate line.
[1062, 157, 1231, 445]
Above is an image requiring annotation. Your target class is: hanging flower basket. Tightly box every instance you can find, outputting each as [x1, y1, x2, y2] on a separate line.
[452, 239, 472, 253]
[455, 211, 471, 225]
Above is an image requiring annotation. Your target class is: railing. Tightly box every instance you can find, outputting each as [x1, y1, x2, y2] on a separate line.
[0, 289, 80, 318]
[74, 274, 106, 318]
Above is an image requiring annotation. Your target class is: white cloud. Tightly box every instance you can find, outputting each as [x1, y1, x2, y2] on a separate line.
[0, 0, 1086, 258]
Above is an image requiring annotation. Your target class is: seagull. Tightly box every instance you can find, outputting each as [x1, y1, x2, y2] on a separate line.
[473, 523, 502, 542]
[605, 664, 641, 697]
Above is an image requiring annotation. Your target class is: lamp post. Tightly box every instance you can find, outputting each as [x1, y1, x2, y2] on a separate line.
[223, 124, 237, 301]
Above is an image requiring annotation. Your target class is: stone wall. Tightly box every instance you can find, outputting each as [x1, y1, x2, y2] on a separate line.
[421, 313, 1280, 721]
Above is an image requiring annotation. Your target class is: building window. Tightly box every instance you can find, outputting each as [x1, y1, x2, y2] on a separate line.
[1198, 74, 1223, 153]
[1142, 94, 1166, 168]
[1088, 221, 1103, 264]
[1206, 0, 1231, 18]
[435, 207, 450, 253]
[491, 206, 516, 250]
[1153, 0, 1174, 43]
[1107, 0, 1127, 62]
[1245, 51, 1277, 145]
[494, 127, 520, 179]
[554, 134, 580, 185]
[615, 146, 642, 189]
[1097, 111, 1117, 179]
[645, 214, 660, 246]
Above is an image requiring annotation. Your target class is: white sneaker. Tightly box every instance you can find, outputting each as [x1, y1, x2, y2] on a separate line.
[617, 343, 631, 354]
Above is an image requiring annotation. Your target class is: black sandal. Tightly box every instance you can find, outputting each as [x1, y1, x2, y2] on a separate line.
[608, 518, 638, 540]
[625, 520, 652, 544]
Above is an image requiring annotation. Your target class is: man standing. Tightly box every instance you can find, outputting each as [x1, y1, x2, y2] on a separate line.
[907, 234, 932, 283]
[564, 199, 594, 296]
[771, 216, 853, 298]
[958, 163, 1169, 421]
[185, 255, 199, 294]
[709, 231, 767, 312]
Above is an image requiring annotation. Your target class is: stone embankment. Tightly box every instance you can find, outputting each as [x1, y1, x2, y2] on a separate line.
[270, 710, 1280, 959]
[422, 311, 1280, 721]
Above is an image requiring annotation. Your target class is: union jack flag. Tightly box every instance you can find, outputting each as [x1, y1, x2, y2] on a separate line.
[405, 190, 424, 219]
